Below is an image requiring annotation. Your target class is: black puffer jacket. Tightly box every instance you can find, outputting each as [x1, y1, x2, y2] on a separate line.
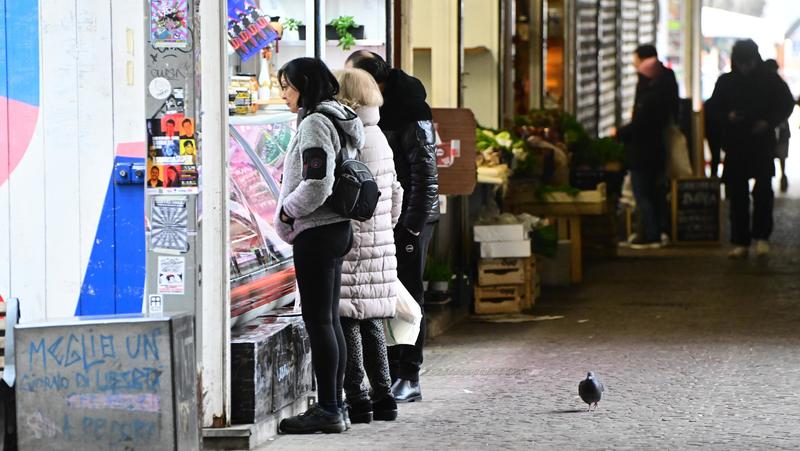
[379, 69, 439, 232]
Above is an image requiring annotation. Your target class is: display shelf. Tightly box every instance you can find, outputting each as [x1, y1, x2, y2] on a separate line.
[279, 39, 385, 47]
[229, 110, 296, 126]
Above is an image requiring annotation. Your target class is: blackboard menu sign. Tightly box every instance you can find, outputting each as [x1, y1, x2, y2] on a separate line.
[671, 178, 722, 244]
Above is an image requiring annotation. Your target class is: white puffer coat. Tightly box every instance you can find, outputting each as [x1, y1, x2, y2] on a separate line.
[339, 106, 403, 319]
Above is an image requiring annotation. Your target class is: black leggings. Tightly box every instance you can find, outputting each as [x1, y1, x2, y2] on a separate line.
[293, 221, 353, 411]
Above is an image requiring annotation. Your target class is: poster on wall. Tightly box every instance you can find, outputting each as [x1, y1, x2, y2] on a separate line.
[150, 0, 190, 48]
[157, 256, 185, 294]
[151, 196, 189, 253]
[226, 0, 279, 62]
[146, 117, 199, 194]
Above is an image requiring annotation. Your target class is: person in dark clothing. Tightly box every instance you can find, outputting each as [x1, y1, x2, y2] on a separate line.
[764, 59, 792, 193]
[346, 50, 439, 403]
[618, 44, 679, 249]
[705, 99, 723, 178]
[706, 40, 795, 258]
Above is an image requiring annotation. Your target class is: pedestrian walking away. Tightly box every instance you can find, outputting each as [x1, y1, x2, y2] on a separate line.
[706, 40, 795, 258]
[334, 67, 404, 424]
[618, 44, 679, 250]
[273, 57, 365, 434]
[346, 50, 440, 403]
[764, 59, 793, 194]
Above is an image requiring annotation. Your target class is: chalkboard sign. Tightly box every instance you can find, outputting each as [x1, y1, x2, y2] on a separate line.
[671, 178, 722, 244]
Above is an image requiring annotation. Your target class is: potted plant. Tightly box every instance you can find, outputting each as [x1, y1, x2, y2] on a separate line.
[282, 18, 305, 40]
[424, 259, 453, 293]
[327, 16, 364, 50]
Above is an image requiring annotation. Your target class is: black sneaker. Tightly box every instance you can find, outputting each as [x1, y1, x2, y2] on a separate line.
[279, 404, 346, 434]
[371, 395, 398, 421]
[629, 238, 662, 250]
[347, 398, 373, 424]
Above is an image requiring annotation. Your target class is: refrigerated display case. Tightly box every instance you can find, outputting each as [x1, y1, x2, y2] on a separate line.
[228, 112, 297, 320]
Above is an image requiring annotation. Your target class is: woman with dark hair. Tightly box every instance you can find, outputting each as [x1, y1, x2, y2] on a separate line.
[273, 57, 365, 434]
[707, 40, 794, 258]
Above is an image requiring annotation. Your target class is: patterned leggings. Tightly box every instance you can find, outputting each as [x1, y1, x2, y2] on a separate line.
[340, 317, 393, 402]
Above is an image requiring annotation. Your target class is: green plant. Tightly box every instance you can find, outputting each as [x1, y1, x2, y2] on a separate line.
[329, 15, 358, 50]
[282, 18, 303, 32]
[424, 258, 453, 282]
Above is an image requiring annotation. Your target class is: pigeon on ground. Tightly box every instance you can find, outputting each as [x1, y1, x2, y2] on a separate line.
[578, 371, 604, 411]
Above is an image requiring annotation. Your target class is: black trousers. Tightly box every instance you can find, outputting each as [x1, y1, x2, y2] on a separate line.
[389, 223, 434, 382]
[293, 221, 353, 410]
[726, 176, 774, 246]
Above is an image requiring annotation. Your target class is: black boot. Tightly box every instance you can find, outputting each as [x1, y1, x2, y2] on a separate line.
[279, 404, 346, 434]
[372, 395, 398, 421]
[390, 379, 422, 403]
[347, 398, 373, 424]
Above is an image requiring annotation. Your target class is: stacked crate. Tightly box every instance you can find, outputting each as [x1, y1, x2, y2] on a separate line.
[474, 224, 536, 314]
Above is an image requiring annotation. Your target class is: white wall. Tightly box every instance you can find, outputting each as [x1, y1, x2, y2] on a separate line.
[0, 0, 144, 321]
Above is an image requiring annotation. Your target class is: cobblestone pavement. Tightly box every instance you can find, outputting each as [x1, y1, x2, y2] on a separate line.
[264, 194, 800, 450]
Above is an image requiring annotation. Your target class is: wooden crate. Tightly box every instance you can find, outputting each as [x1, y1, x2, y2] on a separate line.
[521, 257, 537, 310]
[474, 285, 522, 314]
[478, 258, 528, 286]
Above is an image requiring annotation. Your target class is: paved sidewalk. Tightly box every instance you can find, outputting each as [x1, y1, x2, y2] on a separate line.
[263, 195, 800, 450]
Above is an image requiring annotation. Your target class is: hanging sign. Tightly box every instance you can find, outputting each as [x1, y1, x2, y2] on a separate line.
[226, 0, 279, 62]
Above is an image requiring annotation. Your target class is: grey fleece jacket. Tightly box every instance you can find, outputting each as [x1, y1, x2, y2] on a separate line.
[274, 100, 366, 244]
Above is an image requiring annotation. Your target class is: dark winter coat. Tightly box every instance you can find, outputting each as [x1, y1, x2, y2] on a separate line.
[619, 63, 679, 173]
[378, 68, 440, 232]
[706, 63, 794, 180]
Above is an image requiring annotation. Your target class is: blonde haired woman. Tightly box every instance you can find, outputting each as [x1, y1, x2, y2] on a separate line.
[336, 68, 403, 424]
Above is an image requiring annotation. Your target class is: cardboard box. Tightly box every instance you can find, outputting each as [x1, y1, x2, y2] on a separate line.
[474, 224, 527, 242]
[480, 240, 532, 258]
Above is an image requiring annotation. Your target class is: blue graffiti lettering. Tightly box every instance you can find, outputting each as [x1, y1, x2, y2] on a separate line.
[142, 328, 161, 361]
[99, 335, 116, 359]
[63, 334, 83, 368]
[126, 335, 141, 359]
[28, 339, 47, 370]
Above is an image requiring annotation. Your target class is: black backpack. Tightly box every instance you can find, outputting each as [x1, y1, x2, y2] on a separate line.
[320, 112, 380, 221]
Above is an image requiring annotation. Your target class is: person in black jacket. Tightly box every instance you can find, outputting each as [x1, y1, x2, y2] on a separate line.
[706, 40, 795, 258]
[346, 50, 439, 403]
[619, 45, 679, 249]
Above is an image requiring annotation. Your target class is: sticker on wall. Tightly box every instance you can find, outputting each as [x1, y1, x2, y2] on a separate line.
[179, 117, 195, 138]
[165, 88, 185, 114]
[150, 0, 189, 48]
[226, 0, 278, 62]
[157, 256, 185, 295]
[149, 77, 172, 99]
[151, 196, 189, 252]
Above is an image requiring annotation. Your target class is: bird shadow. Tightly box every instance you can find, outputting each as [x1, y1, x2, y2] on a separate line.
[538, 409, 587, 415]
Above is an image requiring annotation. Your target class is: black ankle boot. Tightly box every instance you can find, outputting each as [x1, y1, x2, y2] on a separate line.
[372, 395, 398, 421]
[390, 379, 422, 403]
[347, 398, 373, 424]
[279, 404, 346, 434]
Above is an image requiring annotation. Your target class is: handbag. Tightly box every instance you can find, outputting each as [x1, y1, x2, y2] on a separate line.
[384, 281, 422, 346]
[664, 123, 693, 178]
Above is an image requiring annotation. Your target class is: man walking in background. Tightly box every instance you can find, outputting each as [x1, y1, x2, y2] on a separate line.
[619, 44, 679, 249]
[346, 50, 439, 402]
